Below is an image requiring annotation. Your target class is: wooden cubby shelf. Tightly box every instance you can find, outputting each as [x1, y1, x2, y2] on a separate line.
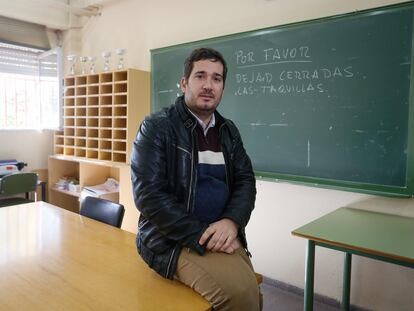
[55, 69, 149, 164]
[48, 154, 142, 233]
[52, 69, 149, 233]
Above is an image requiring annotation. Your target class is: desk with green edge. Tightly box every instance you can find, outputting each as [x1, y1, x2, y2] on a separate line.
[292, 207, 414, 311]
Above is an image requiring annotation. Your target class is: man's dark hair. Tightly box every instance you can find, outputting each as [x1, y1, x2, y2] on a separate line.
[183, 47, 228, 85]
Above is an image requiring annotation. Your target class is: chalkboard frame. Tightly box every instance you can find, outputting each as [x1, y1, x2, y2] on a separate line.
[151, 2, 414, 197]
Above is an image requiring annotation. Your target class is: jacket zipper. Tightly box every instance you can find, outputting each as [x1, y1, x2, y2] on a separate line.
[166, 122, 197, 278]
[176, 145, 191, 155]
[187, 123, 197, 213]
[165, 246, 179, 278]
[219, 123, 230, 192]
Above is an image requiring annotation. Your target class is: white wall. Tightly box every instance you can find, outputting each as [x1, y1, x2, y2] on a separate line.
[0, 130, 54, 170]
[69, 1, 414, 310]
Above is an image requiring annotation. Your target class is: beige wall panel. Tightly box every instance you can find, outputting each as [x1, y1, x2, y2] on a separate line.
[118, 166, 138, 233]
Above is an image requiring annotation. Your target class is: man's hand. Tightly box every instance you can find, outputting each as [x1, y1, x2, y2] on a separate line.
[220, 238, 241, 254]
[199, 218, 239, 252]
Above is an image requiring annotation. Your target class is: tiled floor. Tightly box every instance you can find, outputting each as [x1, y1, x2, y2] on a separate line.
[261, 282, 340, 311]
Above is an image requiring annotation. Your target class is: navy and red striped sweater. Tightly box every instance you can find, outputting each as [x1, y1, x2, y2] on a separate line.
[193, 120, 229, 224]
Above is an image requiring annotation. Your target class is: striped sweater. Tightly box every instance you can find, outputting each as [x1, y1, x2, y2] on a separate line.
[193, 121, 229, 224]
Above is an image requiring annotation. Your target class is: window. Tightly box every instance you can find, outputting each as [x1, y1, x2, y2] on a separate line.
[0, 42, 62, 130]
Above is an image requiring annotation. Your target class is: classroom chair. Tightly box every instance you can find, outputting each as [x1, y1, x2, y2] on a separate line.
[0, 172, 38, 207]
[80, 196, 125, 228]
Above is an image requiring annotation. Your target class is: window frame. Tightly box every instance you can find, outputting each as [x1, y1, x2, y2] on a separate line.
[0, 42, 62, 131]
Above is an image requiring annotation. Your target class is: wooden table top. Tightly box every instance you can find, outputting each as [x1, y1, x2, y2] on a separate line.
[292, 207, 414, 264]
[0, 202, 211, 311]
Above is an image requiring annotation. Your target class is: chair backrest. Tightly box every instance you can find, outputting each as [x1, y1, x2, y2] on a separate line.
[0, 173, 38, 196]
[80, 196, 125, 228]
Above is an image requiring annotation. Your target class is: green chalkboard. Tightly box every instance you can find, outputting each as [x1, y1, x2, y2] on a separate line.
[151, 3, 414, 197]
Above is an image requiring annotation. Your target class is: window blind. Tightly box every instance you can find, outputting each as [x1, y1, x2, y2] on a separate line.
[0, 42, 44, 76]
[0, 42, 62, 130]
[0, 15, 50, 49]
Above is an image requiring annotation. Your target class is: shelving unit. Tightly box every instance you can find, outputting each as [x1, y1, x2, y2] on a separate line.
[48, 155, 139, 233]
[54, 69, 149, 164]
[50, 68, 150, 233]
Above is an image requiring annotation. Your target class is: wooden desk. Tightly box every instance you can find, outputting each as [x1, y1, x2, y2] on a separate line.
[0, 202, 211, 311]
[292, 207, 414, 311]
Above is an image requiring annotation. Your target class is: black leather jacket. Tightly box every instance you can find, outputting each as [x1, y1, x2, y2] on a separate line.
[131, 96, 256, 279]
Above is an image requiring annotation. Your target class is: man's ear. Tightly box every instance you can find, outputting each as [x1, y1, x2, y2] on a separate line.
[180, 78, 187, 94]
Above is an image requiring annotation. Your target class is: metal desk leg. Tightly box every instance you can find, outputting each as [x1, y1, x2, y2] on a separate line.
[40, 181, 46, 202]
[341, 253, 352, 311]
[304, 240, 315, 311]
[37, 181, 46, 202]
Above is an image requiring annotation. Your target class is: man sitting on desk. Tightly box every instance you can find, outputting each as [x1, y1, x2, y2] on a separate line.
[131, 47, 261, 311]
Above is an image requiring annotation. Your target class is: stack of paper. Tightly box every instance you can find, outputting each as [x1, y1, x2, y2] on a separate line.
[80, 178, 120, 202]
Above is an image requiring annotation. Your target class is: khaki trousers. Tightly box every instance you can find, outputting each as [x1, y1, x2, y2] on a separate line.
[174, 247, 262, 311]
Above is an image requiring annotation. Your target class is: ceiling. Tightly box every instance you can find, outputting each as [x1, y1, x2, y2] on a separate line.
[0, 0, 107, 30]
